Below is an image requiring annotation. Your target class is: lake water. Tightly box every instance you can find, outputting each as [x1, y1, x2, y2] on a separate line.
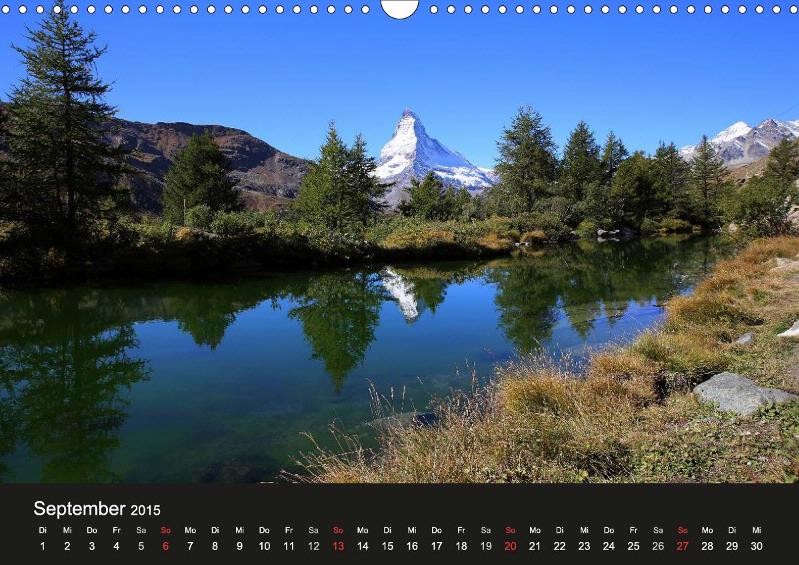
[0, 236, 729, 483]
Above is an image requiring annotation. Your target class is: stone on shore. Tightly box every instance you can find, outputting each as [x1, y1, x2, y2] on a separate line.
[693, 372, 798, 416]
[777, 321, 799, 338]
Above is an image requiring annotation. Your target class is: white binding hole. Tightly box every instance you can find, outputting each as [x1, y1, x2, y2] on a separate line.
[687, 4, 695, 13]
[207, 4, 215, 13]
[738, 4, 746, 11]
[310, 4, 318, 12]
[618, 4, 627, 13]
[704, 4, 711, 12]
[481, 4, 489, 12]
[361, 4, 368, 12]
[276, 4, 284, 13]
[70, 5, 78, 13]
[155, 5, 164, 13]
[327, 4, 334, 12]
[721, 4, 729, 12]
[18, 4, 26, 13]
[344, 4, 352, 12]
[772, 4, 780, 12]
[121, 4, 130, 13]
[225, 4, 233, 13]
[138, 5, 147, 13]
[430, 4, 438, 12]
[584, 4, 592, 13]
[259, 5, 267, 13]
[499, 4, 507, 12]
[37, 5, 45, 13]
[447, 4, 455, 12]
[635, 4, 643, 12]
[653, 4, 661, 12]
[241, 4, 249, 12]
[755, 4, 763, 12]
[533, 4, 541, 13]
[549, 4, 557, 13]
[292, 4, 300, 12]
[516, 4, 523, 13]
[566, 5, 575, 13]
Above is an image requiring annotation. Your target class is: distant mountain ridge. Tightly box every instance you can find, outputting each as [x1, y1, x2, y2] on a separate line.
[375, 109, 496, 205]
[681, 118, 799, 166]
[110, 119, 309, 213]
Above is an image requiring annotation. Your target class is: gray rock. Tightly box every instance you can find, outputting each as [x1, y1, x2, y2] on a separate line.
[368, 411, 439, 431]
[777, 320, 799, 338]
[733, 332, 754, 346]
[693, 372, 798, 416]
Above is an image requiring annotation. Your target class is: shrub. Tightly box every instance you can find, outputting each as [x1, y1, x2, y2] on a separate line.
[210, 210, 260, 237]
[658, 217, 693, 233]
[640, 217, 659, 235]
[575, 220, 598, 239]
[185, 204, 214, 231]
[520, 230, 548, 243]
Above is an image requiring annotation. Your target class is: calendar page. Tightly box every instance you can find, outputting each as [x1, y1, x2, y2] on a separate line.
[0, 3, 797, 563]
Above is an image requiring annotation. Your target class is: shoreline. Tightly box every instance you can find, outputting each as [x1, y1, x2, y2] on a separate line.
[0, 218, 708, 290]
[300, 237, 799, 484]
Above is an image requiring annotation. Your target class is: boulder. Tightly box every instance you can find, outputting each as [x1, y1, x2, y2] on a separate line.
[693, 372, 798, 416]
[771, 257, 799, 272]
[733, 332, 754, 346]
[777, 321, 799, 338]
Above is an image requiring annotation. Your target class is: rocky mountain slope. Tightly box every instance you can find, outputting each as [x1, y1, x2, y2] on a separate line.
[110, 120, 309, 213]
[375, 109, 496, 205]
[681, 118, 799, 166]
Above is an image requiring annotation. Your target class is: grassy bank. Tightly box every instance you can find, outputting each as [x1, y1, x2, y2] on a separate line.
[300, 237, 799, 483]
[0, 214, 591, 286]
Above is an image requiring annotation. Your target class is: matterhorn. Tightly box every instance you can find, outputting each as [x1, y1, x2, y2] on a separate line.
[375, 109, 496, 205]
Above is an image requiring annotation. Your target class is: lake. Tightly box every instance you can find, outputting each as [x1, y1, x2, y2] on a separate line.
[0, 236, 729, 483]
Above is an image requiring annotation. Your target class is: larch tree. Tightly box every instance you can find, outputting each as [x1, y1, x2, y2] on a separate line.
[6, 1, 124, 243]
[493, 106, 558, 214]
[162, 132, 241, 224]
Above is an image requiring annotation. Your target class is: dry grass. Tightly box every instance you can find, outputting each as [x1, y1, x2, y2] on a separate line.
[299, 237, 799, 483]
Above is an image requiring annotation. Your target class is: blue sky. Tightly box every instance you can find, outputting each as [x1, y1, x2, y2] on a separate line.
[1, 6, 796, 167]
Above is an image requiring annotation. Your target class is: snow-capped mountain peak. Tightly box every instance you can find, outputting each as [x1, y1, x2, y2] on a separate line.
[375, 109, 496, 205]
[711, 121, 752, 143]
[681, 117, 799, 166]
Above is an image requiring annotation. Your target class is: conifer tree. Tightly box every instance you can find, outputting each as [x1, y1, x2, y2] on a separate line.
[689, 136, 729, 225]
[493, 107, 558, 213]
[651, 142, 691, 217]
[600, 131, 628, 185]
[345, 134, 388, 226]
[162, 132, 241, 224]
[764, 138, 799, 186]
[559, 120, 602, 202]
[403, 172, 446, 220]
[609, 152, 653, 227]
[6, 1, 123, 241]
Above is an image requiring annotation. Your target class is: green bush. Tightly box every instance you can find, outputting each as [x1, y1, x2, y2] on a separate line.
[725, 177, 796, 237]
[658, 218, 693, 233]
[640, 217, 659, 235]
[185, 205, 214, 231]
[575, 219, 598, 239]
[210, 210, 262, 237]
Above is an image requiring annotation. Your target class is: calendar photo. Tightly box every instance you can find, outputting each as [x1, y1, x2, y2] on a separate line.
[1, 3, 798, 490]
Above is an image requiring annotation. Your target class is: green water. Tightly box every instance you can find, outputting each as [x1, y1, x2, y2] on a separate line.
[0, 236, 729, 483]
